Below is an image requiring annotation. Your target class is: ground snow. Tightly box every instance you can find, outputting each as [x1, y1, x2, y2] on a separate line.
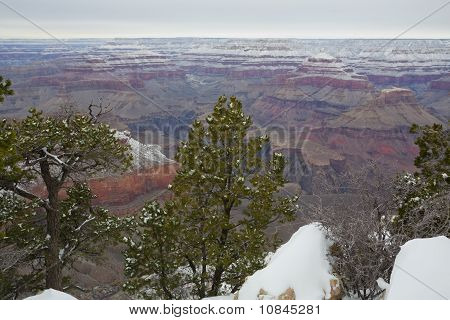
[237, 223, 335, 300]
[386, 236, 450, 300]
[25, 289, 77, 300]
[202, 295, 235, 300]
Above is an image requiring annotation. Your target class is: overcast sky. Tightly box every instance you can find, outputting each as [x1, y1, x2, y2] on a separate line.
[1, 0, 449, 38]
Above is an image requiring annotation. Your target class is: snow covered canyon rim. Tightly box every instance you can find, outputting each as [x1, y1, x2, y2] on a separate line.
[0, 38, 448, 210]
[0, 38, 448, 300]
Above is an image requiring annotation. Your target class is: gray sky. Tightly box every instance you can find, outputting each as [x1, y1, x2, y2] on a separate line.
[1, 0, 449, 38]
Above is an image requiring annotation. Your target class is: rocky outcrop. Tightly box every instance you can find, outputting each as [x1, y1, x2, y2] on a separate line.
[183, 66, 230, 76]
[229, 68, 291, 79]
[277, 287, 296, 300]
[328, 279, 343, 300]
[303, 88, 441, 178]
[250, 95, 347, 126]
[328, 88, 442, 130]
[367, 74, 442, 86]
[276, 75, 372, 90]
[274, 53, 373, 90]
[306, 126, 418, 168]
[30, 163, 177, 214]
[376, 87, 416, 104]
[137, 70, 186, 80]
[306, 52, 341, 63]
[191, 51, 373, 89]
[15, 76, 143, 91]
[430, 77, 450, 90]
[89, 163, 177, 209]
[65, 79, 134, 91]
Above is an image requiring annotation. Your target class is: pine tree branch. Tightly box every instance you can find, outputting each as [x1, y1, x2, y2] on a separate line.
[0, 180, 47, 209]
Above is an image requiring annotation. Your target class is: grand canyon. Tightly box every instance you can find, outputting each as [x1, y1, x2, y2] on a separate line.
[1, 38, 448, 204]
[1, 38, 448, 298]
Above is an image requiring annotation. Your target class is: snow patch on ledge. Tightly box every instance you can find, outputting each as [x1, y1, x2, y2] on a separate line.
[307, 52, 338, 63]
[237, 223, 336, 300]
[25, 289, 77, 300]
[114, 130, 173, 168]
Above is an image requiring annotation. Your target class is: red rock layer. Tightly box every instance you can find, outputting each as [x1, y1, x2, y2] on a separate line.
[277, 75, 372, 90]
[136, 70, 186, 80]
[30, 163, 178, 212]
[375, 88, 417, 105]
[430, 78, 450, 90]
[89, 163, 177, 207]
[367, 74, 442, 86]
[306, 126, 418, 171]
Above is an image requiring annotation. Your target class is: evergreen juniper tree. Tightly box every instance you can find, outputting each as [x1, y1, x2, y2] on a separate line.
[0, 76, 14, 103]
[0, 104, 132, 296]
[124, 96, 298, 299]
[392, 123, 449, 238]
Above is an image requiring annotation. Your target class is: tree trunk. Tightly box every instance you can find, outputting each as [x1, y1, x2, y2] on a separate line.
[209, 265, 224, 297]
[158, 242, 174, 299]
[209, 207, 231, 296]
[45, 187, 62, 290]
[199, 219, 207, 299]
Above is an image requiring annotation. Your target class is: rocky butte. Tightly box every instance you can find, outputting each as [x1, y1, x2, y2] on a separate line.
[294, 87, 442, 192]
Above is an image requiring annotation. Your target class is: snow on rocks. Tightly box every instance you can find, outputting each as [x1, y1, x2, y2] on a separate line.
[307, 52, 339, 63]
[236, 223, 340, 300]
[114, 130, 173, 169]
[385, 236, 450, 300]
[24, 289, 77, 300]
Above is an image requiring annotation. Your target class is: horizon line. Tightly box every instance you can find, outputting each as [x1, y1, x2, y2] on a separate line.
[1, 36, 449, 41]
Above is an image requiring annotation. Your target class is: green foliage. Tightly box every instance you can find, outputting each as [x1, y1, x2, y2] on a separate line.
[125, 96, 298, 299]
[58, 183, 126, 262]
[0, 193, 45, 298]
[0, 76, 14, 103]
[0, 120, 30, 185]
[392, 123, 449, 238]
[0, 184, 125, 298]
[123, 202, 184, 299]
[0, 76, 21, 184]
[410, 123, 449, 185]
[0, 105, 132, 296]
[1, 107, 132, 194]
[0, 193, 43, 249]
[8, 108, 132, 180]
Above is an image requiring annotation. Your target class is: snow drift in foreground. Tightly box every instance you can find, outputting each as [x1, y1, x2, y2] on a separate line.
[237, 223, 339, 300]
[25, 289, 77, 300]
[386, 236, 450, 300]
